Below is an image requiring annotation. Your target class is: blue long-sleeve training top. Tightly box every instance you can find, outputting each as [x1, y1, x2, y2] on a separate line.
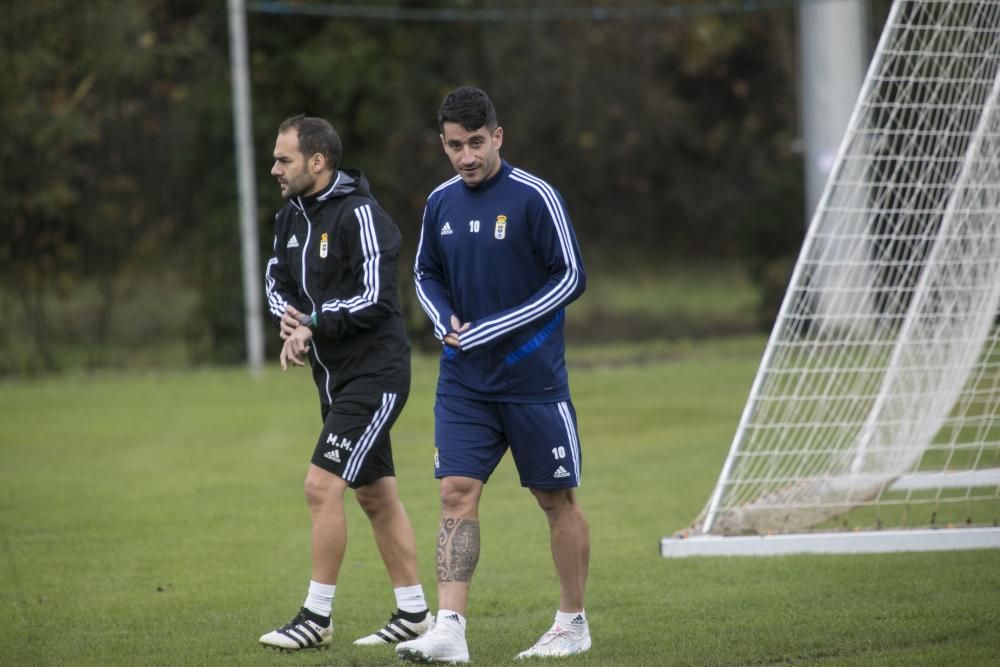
[415, 160, 586, 402]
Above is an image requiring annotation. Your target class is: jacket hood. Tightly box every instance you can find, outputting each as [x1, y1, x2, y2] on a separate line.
[316, 168, 371, 201]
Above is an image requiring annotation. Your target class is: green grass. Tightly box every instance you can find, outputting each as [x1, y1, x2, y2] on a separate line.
[567, 263, 760, 340]
[2, 342, 999, 666]
[576, 262, 757, 320]
[1, 261, 761, 375]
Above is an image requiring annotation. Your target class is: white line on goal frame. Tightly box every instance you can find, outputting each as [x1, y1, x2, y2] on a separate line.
[660, 527, 1000, 558]
[891, 468, 1000, 491]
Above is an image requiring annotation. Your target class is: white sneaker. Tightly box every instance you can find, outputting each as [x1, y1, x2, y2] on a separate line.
[354, 609, 433, 645]
[516, 618, 591, 659]
[396, 612, 470, 663]
[259, 607, 333, 650]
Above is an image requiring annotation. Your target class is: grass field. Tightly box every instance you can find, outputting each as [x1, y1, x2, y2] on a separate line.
[2, 340, 999, 666]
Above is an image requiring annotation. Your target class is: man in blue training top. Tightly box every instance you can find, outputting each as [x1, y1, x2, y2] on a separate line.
[397, 87, 591, 663]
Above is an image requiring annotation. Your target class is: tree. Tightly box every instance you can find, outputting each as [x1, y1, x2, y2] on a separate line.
[0, 1, 235, 372]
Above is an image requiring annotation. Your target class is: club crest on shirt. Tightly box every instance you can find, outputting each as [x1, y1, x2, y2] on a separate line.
[494, 214, 507, 240]
[319, 232, 329, 258]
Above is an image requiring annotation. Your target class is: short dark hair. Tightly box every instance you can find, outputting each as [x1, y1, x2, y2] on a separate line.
[278, 114, 342, 171]
[437, 86, 498, 133]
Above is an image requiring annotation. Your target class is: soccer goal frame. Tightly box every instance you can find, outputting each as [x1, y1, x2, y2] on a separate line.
[663, 0, 1000, 557]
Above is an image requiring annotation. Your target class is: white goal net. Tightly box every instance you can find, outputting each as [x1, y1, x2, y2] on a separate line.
[680, 0, 1000, 547]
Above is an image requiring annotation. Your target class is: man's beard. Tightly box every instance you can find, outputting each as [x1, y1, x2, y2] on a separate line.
[281, 175, 313, 199]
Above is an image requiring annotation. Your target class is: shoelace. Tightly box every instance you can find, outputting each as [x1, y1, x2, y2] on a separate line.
[282, 612, 307, 630]
[282, 611, 322, 632]
[537, 625, 572, 645]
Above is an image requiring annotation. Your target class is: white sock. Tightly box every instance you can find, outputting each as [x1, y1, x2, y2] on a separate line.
[437, 609, 467, 632]
[394, 584, 428, 613]
[304, 580, 336, 617]
[556, 609, 587, 634]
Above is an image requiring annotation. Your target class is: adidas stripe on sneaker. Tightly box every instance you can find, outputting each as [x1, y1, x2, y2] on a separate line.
[354, 609, 433, 646]
[259, 607, 333, 650]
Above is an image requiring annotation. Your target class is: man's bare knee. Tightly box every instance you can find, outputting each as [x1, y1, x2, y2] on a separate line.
[355, 482, 395, 519]
[304, 466, 343, 509]
[439, 477, 482, 516]
[530, 487, 576, 516]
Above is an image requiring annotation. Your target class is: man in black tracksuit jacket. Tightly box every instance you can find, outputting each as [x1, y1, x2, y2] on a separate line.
[266, 167, 410, 404]
[259, 115, 432, 651]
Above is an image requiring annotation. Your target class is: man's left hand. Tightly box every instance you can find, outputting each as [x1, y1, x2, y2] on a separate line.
[280, 324, 313, 370]
[281, 305, 308, 340]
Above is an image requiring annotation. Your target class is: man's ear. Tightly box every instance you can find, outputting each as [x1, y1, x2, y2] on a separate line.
[493, 126, 504, 149]
[310, 153, 326, 174]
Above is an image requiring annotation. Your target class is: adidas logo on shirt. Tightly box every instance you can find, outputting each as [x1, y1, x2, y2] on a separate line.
[287, 234, 300, 248]
[440, 222, 453, 236]
[553, 466, 571, 479]
[324, 449, 341, 463]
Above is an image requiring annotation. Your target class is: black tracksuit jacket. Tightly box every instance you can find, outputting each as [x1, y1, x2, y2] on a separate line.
[265, 169, 410, 405]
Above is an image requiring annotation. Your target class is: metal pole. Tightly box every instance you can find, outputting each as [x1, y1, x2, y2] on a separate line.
[798, 0, 868, 221]
[799, 0, 871, 336]
[227, 0, 265, 375]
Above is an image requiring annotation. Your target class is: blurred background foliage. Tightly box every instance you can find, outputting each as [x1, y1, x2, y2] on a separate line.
[0, 0, 890, 376]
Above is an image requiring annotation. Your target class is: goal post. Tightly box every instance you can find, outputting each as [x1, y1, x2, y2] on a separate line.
[663, 0, 1000, 557]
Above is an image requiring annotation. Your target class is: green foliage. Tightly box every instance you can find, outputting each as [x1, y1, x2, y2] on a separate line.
[1, 1, 897, 375]
[0, 2, 237, 370]
[2, 346, 999, 665]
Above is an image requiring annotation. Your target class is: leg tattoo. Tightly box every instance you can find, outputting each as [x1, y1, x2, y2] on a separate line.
[437, 517, 480, 583]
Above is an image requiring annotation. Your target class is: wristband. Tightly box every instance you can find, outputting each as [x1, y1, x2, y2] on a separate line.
[297, 311, 317, 329]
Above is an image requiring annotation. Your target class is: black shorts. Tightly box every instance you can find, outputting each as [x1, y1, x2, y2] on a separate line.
[312, 391, 408, 489]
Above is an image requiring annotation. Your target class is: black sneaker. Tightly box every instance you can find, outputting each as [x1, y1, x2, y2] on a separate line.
[259, 607, 333, 650]
[354, 609, 433, 645]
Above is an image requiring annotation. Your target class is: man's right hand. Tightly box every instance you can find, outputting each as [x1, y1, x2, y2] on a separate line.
[444, 314, 470, 349]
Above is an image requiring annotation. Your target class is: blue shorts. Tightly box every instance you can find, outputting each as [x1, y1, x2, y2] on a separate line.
[433, 394, 582, 489]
